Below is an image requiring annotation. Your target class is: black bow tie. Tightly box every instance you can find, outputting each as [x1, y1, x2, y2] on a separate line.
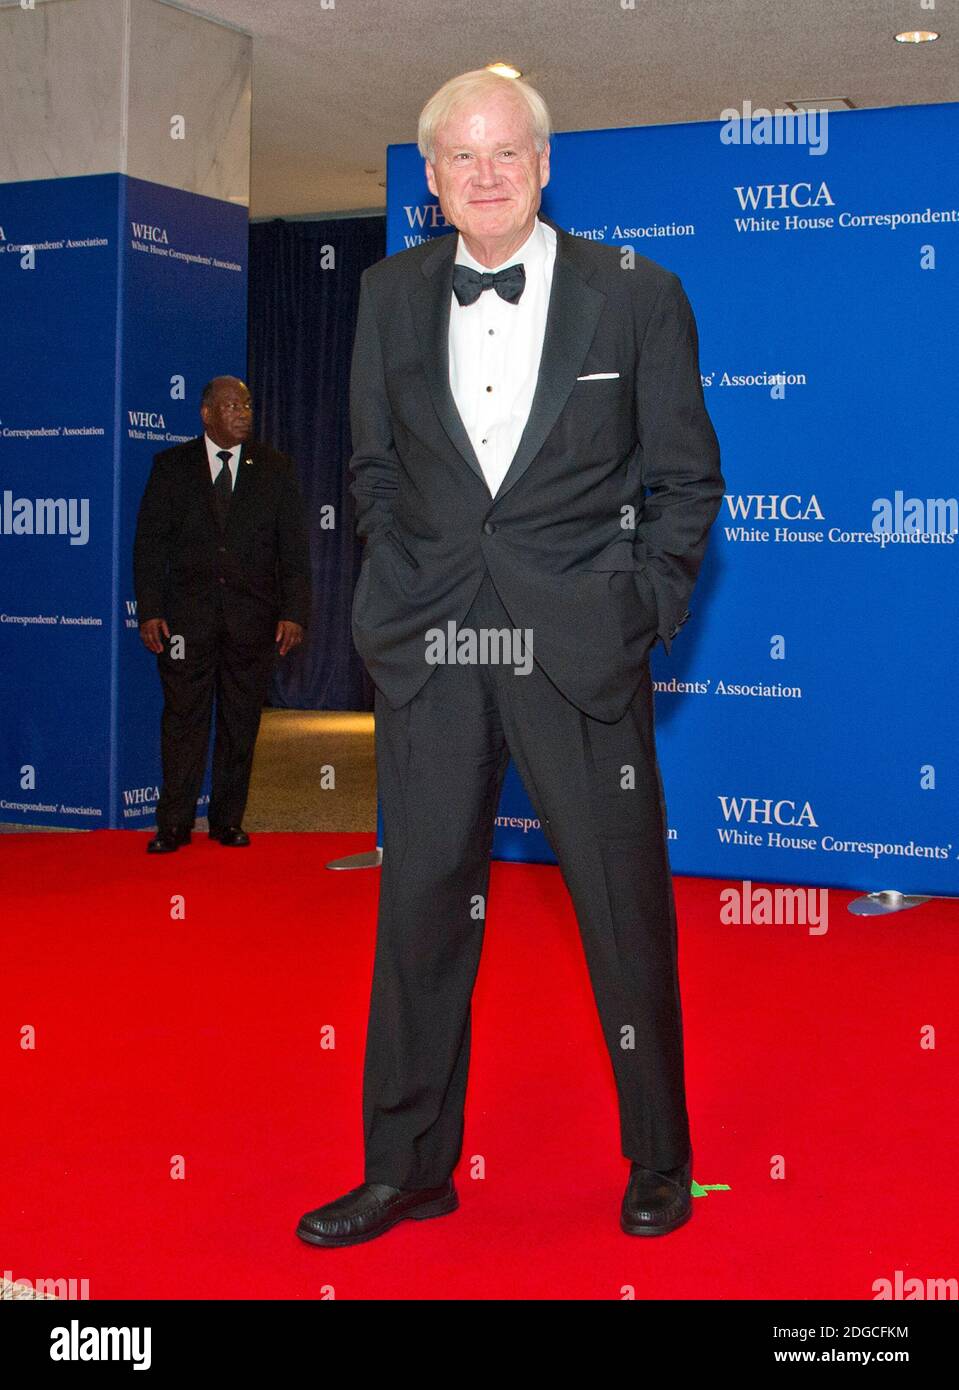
[452, 261, 526, 307]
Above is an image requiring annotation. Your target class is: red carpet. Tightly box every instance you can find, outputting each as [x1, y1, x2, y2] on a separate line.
[2, 831, 956, 1301]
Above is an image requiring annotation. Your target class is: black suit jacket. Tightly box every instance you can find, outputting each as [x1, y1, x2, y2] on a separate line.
[348, 212, 724, 722]
[133, 435, 311, 645]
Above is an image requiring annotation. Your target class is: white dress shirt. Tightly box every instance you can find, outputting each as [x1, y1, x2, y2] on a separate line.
[449, 216, 557, 498]
[205, 434, 241, 489]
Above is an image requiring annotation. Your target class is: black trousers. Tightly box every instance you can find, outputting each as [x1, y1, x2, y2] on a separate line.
[154, 597, 275, 834]
[363, 569, 691, 1189]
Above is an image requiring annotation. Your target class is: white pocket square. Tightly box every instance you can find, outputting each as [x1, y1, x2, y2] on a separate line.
[576, 372, 620, 380]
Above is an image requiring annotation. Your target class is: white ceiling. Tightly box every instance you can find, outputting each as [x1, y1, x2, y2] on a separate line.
[16, 0, 959, 216]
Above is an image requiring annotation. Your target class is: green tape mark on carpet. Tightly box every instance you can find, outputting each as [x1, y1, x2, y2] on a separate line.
[690, 1180, 731, 1198]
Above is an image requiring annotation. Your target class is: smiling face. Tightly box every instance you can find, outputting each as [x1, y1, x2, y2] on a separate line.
[424, 88, 550, 267]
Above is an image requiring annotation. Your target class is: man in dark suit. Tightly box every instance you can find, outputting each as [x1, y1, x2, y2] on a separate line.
[134, 376, 310, 853]
[297, 70, 723, 1246]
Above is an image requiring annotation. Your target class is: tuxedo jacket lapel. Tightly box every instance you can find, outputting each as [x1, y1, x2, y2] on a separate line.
[192, 436, 221, 531]
[409, 235, 484, 486]
[498, 217, 606, 501]
[230, 440, 256, 508]
[407, 211, 608, 500]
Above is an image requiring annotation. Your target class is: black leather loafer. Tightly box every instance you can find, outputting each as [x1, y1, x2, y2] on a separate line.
[146, 827, 191, 854]
[296, 1179, 458, 1247]
[621, 1154, 693, 1236]
[209, 826, 250, 847]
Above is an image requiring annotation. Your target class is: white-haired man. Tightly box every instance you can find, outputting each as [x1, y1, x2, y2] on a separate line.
[298, 69, 723, 1245]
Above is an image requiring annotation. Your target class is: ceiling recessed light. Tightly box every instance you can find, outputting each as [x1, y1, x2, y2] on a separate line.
[486, 62, 522, 79]
[894, 30, 939, 43]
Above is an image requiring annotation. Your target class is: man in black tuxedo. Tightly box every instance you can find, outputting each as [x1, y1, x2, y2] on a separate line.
[298, 70, 723, 1246]
[133, 377, 310, 853]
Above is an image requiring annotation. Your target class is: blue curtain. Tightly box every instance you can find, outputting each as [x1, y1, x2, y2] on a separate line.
[248, 215, 386, 709]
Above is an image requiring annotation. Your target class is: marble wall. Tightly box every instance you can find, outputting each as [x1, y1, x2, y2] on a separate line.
[0, 0, 251, 204]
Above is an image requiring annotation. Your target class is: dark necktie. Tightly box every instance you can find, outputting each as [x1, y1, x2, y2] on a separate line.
[213, 449, 233, 527]
[452, 261, 526, 307]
